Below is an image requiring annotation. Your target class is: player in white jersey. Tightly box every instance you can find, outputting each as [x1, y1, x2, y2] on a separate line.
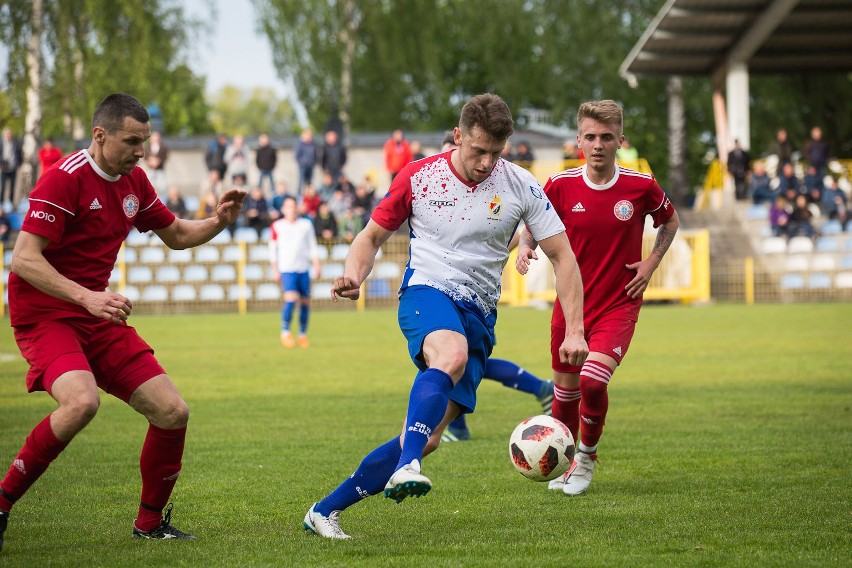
[268, 196, 321, 348]
[303, 93, 588, 539]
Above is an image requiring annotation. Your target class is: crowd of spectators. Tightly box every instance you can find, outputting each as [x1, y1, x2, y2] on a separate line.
[743, 126, 850, 240]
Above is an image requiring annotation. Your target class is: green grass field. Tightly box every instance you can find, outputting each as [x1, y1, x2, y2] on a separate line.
[0, 303, 849, 567]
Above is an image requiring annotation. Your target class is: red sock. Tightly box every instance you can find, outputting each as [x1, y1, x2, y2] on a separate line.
[579, 361, 612, 448]
[0, 415, 69, 511]
[135, 425, 186, 531]
[552, 385, 581, 442]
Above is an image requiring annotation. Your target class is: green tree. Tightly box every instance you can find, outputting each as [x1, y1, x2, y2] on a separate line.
[209, 85, 295, 136]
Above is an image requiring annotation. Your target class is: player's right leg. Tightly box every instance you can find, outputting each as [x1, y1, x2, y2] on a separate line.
[0, 370, 99, 551]
[279, 276, 299, 348]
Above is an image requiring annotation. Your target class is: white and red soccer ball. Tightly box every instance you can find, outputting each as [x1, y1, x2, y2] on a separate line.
[508, 415, 575, 481]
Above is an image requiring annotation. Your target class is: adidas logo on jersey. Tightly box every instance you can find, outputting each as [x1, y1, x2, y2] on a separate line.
[90, 198, 103, 210]
[572, 202, 585, 213]
[613, 346, 623, 356]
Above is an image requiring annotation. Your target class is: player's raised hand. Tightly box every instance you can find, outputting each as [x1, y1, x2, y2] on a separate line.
[216, 189, 248, 225]
[331, 275, 361, 302]
[515, 244, 538, 275]
[85, 290, 133, 323]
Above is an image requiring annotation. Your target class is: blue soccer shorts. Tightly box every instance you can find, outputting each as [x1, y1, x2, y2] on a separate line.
[397, 285, 496, 414]
[280, 271, 311, 297]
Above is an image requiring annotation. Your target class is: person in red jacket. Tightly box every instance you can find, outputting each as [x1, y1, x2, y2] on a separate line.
[383, 129, 413, 182]
[37, 138, 63, 178]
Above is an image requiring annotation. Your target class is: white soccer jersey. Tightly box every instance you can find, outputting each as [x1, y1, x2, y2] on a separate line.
[268, 217, 319, 273]
[372, 150, 564, 315]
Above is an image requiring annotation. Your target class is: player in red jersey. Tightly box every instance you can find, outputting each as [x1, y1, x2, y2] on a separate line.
[518, 100, 679, 496]
[0, 94, 245, 551]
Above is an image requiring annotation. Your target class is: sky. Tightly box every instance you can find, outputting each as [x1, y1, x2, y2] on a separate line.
[183, 0, 286, 97]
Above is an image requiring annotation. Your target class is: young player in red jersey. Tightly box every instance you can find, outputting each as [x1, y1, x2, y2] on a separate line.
[0, 94, 246, 551]
[518, 100, 680, 496]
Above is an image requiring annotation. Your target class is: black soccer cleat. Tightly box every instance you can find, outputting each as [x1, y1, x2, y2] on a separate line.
[0, 510, 8, 552]
[132, 503, 197, 540]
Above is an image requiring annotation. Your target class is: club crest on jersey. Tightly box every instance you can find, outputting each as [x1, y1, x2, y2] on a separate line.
[488, 195, 502, 217]
[529, 185, 543, 199]
[614, 199, 634, 221]
[122, 194, 140, 218]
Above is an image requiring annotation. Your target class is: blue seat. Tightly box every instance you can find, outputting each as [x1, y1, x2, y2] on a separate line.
[807, 273, 832, 289]
[367, 278, 393, 298]
[8, 212, 23, 231]
[841, 255, 852, 270]
[815, 237, 840, 253]
[746, 204, 768, 220]
[821, 219, 843, 235]
[779, 273, 805, 289]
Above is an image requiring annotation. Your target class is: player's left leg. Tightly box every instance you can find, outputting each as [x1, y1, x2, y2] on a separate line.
[279, 273, 299, 348]
[296, 274, 311, 348]
[483, 358, 554, 415]
[127, 374, 196, 540]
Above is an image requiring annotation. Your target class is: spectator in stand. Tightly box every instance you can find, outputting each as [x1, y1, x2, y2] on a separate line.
[351, 183, 375, 226]
[337, 173, 356, 197]
[300, 184, 322, 218]
[750, 161, 774, 204]
[804, 126, 830, 177]
[411, 140, 426, 161]
[0, 128, 23, 210]
[802, 165, 824, 204]
[314, 201, 338, 242]
[37, 138, 63, 178]
[327, 187, 350, 219]
[269, 180, 289, 223]
[787, 194, 816, 240]
[294, 129, 318, 195]
[0, 208, 11, 244]
[512, 141, 535, 173]
[255, 133, 277, 193]
[317, 171, 338, 203]
[242, 186, 271, 236]
[195, 190, 219, 220]
[165, 187, 188, 219]
[224, 135, 250, 185]
[320, 130, 347, 183]
[768, 128, 795, 177]
[821, 177, 848, 230]
[563, 139, 580, 161]
[501, 141, 515, 162]
[777, 162, 801, 198]
[337, 207, 364, 243]
[615, 137, 639, 170]
[769, 195, 790, 237]
[144, 131, 168, 194]
[383, 129, 413, 182]
[205, 133, 228, 193]
[727, 139, 751, 201]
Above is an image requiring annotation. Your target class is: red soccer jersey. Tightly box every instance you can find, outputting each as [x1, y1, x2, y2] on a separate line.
[9, 149, 176, 326]
[546, 164, 675, 327]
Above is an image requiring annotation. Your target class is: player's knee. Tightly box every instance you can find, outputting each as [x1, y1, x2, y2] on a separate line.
[156, 398, 190, 429]
[434, 347, 468, 380]
[62, 391, 101, 425]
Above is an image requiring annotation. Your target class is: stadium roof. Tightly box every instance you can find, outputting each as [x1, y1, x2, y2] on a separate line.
[620, 0, 852, 85]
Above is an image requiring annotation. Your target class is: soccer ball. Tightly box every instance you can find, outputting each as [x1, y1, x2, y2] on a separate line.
[508, 415, 575, 481]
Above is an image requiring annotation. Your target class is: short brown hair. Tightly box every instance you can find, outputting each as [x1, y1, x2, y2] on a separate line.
[92, 93, 149, 133]
[577, 100, 623, 135]
[459, 94, 514, 141]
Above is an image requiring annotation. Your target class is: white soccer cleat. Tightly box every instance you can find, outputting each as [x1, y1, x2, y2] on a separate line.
[562, 451, 597, 496]
[547, 471, 568, 490]
[303, 503, 351, 539]
[383, 459, 432, 503]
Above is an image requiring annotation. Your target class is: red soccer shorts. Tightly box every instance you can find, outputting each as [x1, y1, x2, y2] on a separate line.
[551, 310, 637, 374]
[13, 317, 166, 403]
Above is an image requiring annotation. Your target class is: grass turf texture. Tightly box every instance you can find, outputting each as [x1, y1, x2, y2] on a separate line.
[0, 303, 849, 567]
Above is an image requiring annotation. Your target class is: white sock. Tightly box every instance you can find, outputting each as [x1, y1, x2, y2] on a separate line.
[578, 442, 597, 454]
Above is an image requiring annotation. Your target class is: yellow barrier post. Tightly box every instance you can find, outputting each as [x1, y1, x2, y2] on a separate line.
[118, 242, 127, 294]
[0, 246, 5, 318]
[744, 256, 754, 305]
[237, 241, 248, 315]
[357, 282, 366, 312]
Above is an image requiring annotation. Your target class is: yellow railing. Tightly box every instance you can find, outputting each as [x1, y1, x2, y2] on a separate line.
[500, 229, 711, 307]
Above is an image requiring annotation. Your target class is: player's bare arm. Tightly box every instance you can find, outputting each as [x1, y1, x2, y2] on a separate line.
[515, 228, 540, 275]
[10, 231, 132, 323]
[332, 220, 393, 302]
[625, 210, 680, 298]
[537, 231, 588, 367]
[155, 188, 247, 250]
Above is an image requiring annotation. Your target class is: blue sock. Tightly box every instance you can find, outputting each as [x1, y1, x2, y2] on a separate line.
[282, 301, 295, 331]
[397, 368, 453, 469]
[449, 415, 467, 430]
[299, 304, 310, 334]
[316, 437, 401, 515]
[484, 358, 544, 396]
